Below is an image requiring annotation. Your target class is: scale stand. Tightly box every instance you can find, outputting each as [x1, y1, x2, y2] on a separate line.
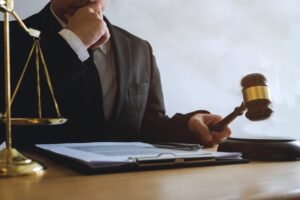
[0, 0, 67, 176]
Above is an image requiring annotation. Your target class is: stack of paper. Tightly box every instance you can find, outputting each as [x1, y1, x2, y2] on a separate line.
[36, 142, 243, 168]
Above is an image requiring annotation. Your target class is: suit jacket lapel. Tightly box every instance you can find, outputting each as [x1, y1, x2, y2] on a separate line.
[106, 19, 132, 122]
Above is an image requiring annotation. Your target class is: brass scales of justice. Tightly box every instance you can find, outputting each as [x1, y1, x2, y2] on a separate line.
[0, 0, 67, 176]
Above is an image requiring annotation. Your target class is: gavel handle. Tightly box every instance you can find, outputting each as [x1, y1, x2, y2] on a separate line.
[209, 103, 246, 132]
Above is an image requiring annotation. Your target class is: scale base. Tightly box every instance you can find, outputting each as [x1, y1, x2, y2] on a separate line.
[0, 148, 44, 176]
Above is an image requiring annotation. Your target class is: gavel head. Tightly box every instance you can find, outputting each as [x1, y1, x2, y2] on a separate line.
[241, 73, 273, 121]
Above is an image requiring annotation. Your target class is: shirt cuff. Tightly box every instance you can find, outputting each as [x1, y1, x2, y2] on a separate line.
[58, 29, 89, 61]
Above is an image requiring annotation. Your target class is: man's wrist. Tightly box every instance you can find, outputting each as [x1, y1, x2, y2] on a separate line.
[58, 29, 89, 61]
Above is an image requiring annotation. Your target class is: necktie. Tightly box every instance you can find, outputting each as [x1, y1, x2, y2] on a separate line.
[85, 49, 106, 132]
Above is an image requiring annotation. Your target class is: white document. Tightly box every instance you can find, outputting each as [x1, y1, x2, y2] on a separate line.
[36, 142, 242, 167]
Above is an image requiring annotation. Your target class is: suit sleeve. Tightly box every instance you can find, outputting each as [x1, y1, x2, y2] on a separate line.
[141, 43, 209, 143]
[41, 31, 87, 96]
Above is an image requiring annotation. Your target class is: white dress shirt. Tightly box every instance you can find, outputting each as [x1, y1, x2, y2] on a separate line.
[50, 6, 117, 121]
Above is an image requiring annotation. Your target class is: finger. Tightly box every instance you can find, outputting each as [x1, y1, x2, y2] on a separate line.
[205, 114, 226, 132]
[90, 41, 101, 50]
[90, 29, 110, 49]
[202, 129, 230, 147]
[211, 127, 231, 143]
[204, 114, 222, 125]
[90, 33, 110, 49]
[99, 29, 110, 43]
[86, 1, 102, 13]
[190, 119, 213, 143]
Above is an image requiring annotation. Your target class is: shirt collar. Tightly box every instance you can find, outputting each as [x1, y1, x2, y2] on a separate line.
[50, 4, 110, 56]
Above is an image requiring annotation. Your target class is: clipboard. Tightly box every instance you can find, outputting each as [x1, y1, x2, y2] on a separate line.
[35, 142, 249, 175]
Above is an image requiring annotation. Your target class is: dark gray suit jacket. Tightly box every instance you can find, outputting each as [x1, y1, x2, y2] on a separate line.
[0, 4, 206, 147]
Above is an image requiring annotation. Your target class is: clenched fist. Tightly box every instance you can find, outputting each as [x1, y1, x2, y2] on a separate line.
[188, 113, 231, 147]
[65, 2, 110, 49]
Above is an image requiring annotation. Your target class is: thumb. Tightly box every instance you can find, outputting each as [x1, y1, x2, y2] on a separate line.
[204, 114, 222, 125]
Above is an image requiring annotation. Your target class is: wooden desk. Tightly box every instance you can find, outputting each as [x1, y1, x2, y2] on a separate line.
[1, 151, 300, 200]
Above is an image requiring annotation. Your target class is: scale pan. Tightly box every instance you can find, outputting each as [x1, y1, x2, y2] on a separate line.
[0, 117, 67, 125]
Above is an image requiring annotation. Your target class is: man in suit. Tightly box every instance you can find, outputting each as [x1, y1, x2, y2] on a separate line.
[0, 0, 231, 147]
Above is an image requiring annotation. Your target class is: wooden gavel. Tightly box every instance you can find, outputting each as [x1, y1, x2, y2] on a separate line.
[209, 73, 273, 132]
